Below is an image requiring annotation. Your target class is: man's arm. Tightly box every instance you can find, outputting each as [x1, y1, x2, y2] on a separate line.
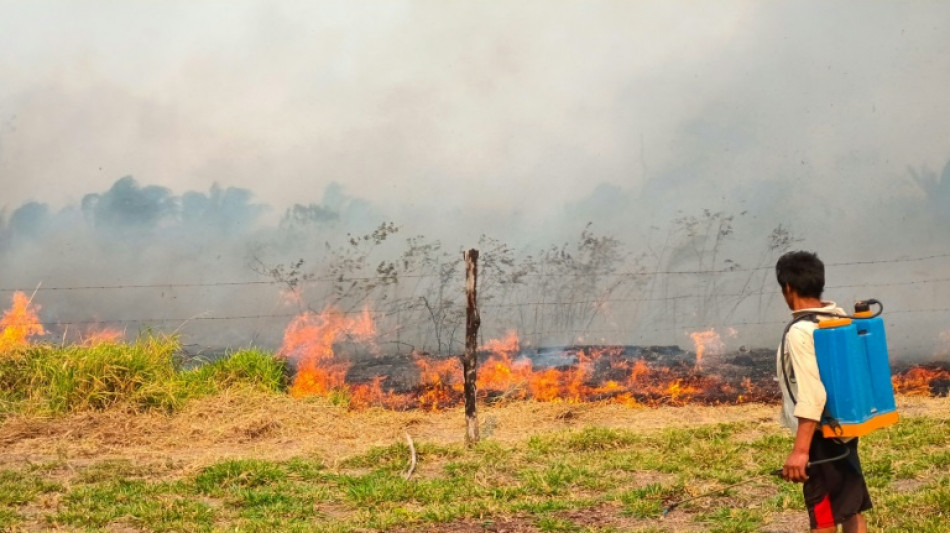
[783, 417, 818, 483]
[782, 326, 825, 483]
[786, 328, 826, 422]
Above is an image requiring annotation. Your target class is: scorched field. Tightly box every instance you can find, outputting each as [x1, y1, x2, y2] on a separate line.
[1, 292, 948, 532]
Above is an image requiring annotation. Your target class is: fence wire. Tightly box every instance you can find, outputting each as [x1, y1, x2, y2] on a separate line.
[2, 251, 949, 357]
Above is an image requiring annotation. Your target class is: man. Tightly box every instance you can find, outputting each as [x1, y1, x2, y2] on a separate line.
[776, 251, 872, 533]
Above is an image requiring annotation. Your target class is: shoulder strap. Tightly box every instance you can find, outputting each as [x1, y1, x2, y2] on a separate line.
[780, 313, 819, 405]
[780, 312, 843, 432]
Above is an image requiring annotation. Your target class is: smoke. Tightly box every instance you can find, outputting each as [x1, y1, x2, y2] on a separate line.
[2, 173, 948, 359]
[1, 2, 949, 357]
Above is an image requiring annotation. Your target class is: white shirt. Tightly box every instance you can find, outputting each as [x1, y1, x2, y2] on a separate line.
[776, 301, 845, 432]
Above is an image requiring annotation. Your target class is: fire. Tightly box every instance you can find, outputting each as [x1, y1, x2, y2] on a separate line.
[629, 359, 650, 381]
[477, 332, 533, 400]
[277, 312, 949, 411]
[414, 356, 463, 410]
[280, 307, 376, 398]
[472, 340, 739, 407]
[5, 285, 948, 410]
[665, 379, 700, 401]
[480, 331, 520, 355]
[689, 329, 725, 367]
[82, 326, 124, 345]
[0, 291, 45, 351]
[528, 368, 569, 402]
[300, 327, 778, 410]
[892, 366, 950, 397]
[349, 377, 400, 410]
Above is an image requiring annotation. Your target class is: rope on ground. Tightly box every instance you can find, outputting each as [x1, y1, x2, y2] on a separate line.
[403, 431, 417, 481]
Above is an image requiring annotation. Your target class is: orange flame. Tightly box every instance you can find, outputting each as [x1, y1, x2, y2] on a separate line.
[689, 329, 724, 367]
[0, 292, 45, 351]
[477, 332, 533, 400]
[82, 326, 124, 346]
[472, 339, 723, 406]
[892, 366, 950, 396]
[277, 317, 950, 411]
[414, 356, 462, 411]
[280, 307, 376, 398]
[349, 377, 400, 410]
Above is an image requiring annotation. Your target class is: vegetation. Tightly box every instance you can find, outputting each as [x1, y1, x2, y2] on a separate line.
[0, 415, 946, 532]
[0, 336, 287, 417]
[0, 338, 947, 531]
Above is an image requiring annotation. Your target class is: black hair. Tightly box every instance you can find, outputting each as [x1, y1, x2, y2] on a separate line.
[775, 251, 824, 299]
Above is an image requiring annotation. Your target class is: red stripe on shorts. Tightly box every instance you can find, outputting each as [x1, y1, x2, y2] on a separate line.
[813, 494, 835, 529]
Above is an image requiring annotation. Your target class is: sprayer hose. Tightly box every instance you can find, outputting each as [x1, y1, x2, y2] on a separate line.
[769, 446, 851, 477]
[662, 448, 852, 515]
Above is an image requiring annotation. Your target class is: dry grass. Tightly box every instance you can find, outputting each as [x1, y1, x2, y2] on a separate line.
[0, 394, 947, 532]
[1, 393, 945, 482]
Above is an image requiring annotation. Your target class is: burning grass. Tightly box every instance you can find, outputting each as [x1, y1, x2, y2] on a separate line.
[2, 292, 948, 418]
[270, 309, 784, 411]
[2, 291, 949, 530]
[892, 363, 950, 397]
[0, 291, 44, 351]
[1, 332, 948, 422]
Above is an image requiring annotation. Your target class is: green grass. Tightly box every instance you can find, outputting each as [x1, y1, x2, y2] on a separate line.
[1, 415, 946, 532]
[0, 336, 287, 417]
[180, 348, 287, 395]
[54, 479, 215, 531]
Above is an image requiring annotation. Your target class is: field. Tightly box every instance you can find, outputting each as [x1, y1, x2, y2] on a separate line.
[0, 334, 948, 532]
[1, 369, 948, 532]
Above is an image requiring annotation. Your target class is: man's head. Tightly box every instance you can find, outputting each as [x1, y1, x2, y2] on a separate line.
[775, 251, 824, 305]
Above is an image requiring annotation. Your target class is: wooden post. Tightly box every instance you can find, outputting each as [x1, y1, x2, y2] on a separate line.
[462, 248, 480, 445]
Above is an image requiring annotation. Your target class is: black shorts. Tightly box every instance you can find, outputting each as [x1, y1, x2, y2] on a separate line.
[803, 433, 873, 529]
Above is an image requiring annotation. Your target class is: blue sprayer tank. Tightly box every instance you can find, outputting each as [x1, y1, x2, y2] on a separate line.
[812, 301, 898, 438]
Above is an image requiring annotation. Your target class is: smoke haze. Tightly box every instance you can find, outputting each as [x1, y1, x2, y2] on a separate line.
[1, 1, 949, 358]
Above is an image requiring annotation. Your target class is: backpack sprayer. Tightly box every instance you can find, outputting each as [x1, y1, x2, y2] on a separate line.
[782, 298, 898, 438]
[663, 299, 898, 515]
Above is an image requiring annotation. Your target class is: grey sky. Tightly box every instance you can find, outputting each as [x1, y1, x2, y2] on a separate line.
[1, 1, 949, 355]
[2, 1, 947, 223]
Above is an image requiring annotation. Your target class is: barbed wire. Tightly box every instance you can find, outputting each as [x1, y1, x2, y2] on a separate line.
[0, 280, 278, 292]
[2, 251, 949, 332]
[11, 303, 950, 331]
[10, 308, 407, 329]
[2, 251, 948, 293]
[477, 277, 950, 309]
[4, 274, 946, 320]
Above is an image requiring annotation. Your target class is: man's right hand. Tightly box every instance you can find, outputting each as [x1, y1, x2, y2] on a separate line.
[782, 417, 820, 483]
[782, 449, 809, 483]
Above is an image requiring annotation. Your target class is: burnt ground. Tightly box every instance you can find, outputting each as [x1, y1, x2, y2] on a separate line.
[339, 345, 785, 409]
[342, 345, 779, 390]
[183, 343, 949, 405]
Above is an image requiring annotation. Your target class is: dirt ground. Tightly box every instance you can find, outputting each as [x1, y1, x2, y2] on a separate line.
[0, 395, 946, 532]
[1, 394, 946, 477]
